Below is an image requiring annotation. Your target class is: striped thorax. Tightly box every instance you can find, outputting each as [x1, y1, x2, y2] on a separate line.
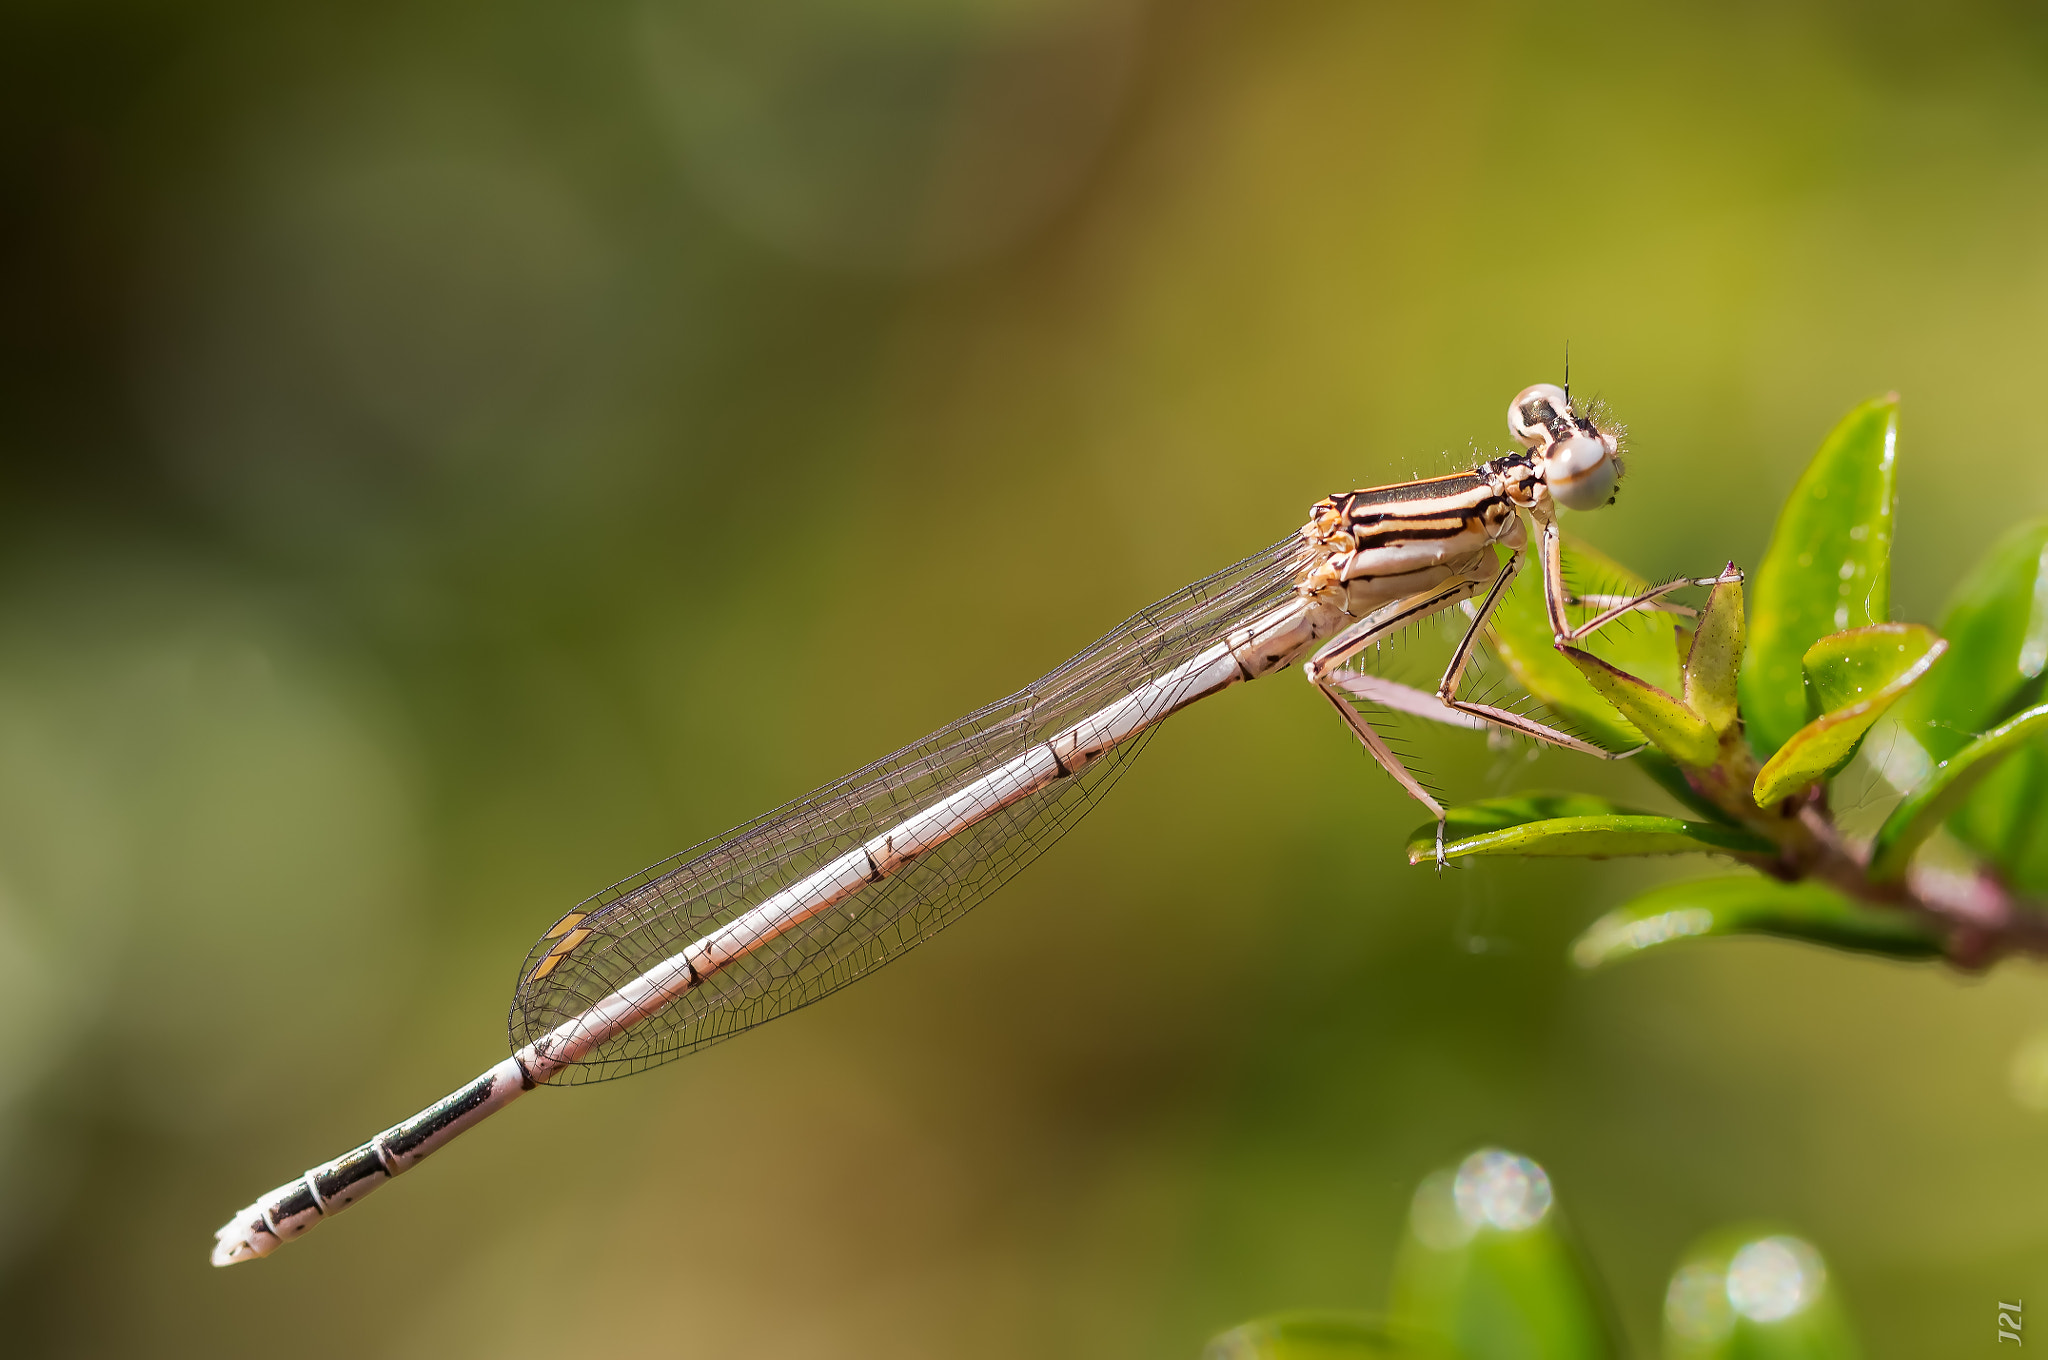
[1297, 382, 1624, 615]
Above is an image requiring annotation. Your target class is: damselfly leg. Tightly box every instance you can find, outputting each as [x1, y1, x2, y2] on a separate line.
[1305, 541, 1736, 867]
[1538, 519, 1739, 642]
[1304, 577, 1486, 820]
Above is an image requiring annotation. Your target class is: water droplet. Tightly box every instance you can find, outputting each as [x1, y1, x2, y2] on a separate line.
[1452, 1148, 1552, 1232]
[1726, 1236, 1825, 1323]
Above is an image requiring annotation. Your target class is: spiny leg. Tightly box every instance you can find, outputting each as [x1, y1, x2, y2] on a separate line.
[1434, 519, 1745, 759]
[1320, 550, 1663, 867]
[1433, 547, 1643, 760]
[1322, 671, 1489, 730]
[1303, 577, 1491, 869]
[1540, 519, 1742, 644]
[1567, 593, 1699, 619]
[1306, 542, 1738, 868]
[1313, 683, 1447, 820]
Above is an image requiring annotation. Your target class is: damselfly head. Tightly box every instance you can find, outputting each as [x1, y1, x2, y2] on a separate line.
[1509, 383, 1622, 512]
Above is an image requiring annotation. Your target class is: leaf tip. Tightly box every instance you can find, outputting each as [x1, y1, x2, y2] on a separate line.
[1572, 906, 1716, 968]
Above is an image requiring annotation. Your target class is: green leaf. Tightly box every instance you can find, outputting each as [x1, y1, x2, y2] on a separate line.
[1571, 876, 1942, 969]
[1885, 517, 2048, 889]
[1891, 516, 2048, 760]
[1949, 744, 2048, 894]
[1684, 578, 1746, 735]
[1485, 535, 1682, 750]
[1636, 753, 1744, 826]
[1867, 703, 2048, 881]
[1203, 1314, 1449, 1360]
[1406, 793, 1772, 864]
[1390, 1150, 1617, 1360]
[1560, 648, 1718, 765]
[1739, 396, 1898, 758]
[1663, 1228, 1862, 1360]
[1751, 624, 1945, 807]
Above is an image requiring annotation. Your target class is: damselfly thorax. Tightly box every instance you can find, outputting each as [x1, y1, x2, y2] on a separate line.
[211, 381, 1732, 1268]
[1301, 470, 1527, 615]
[1299, 383, 1618, 612]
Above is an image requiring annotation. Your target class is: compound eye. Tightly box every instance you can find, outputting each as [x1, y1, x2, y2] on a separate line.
[1509, 383, 1571, 448]
[1544, 434, 1617, 511]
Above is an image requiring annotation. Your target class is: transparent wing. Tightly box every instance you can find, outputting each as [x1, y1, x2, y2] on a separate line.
[510, 534, 1312, 1082]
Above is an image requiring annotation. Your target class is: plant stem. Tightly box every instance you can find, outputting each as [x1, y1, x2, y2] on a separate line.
[1678, 731, 2048, 968]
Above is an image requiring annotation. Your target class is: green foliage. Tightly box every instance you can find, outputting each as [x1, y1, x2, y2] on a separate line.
[1891, 517, 2048, 758]
[1738, 397, 1898, 757]
[1405, 793, 1773, 864]
[1572, 878, 1942, 969]
[1886, 516, 2048, 892]
[1867, 702, 2048, 881]
[1423, 395, 2048, 970]
[1949, 742, 2048, 895]
[1683, 578, 1747, 735]
[1562, 645, 1718, 765]
[1750, 624, 1944, 807]
[1662, 1227, 1861, 1360]
[1486, 538, 1683, 750]
[1387, 1156, 1615, 1360]
[1210, 1155, 1859, 1360]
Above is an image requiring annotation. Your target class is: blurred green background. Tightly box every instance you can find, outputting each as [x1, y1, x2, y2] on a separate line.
[3, 0, 2046, 1354]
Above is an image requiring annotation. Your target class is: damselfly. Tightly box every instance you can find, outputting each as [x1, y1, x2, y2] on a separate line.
[212, 383, 1741, 1265]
